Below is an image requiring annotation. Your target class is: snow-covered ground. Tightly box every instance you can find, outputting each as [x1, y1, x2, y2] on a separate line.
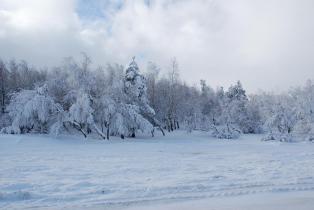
[1, 131, 314, 210]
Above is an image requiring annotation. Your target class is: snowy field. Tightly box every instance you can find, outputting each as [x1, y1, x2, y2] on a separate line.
[1, 131, 314, 210]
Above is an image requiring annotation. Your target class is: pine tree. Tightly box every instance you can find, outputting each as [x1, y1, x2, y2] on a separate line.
[124, 57, 164, 136]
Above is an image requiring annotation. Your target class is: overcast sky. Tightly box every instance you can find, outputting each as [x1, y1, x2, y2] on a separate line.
[0, 0, 314, 93]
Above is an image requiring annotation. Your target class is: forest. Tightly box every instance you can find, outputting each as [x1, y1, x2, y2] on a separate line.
[1, 54, 314, 142]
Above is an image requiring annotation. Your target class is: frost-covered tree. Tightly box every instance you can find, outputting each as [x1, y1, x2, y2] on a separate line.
[209, 82, 245, 139]
[113, 103, 154, 138]
[289, 80, 314, 141]
[145, 62, 160, 111]
[124, 57, 164, 136]
[262, 96, 298, 142]
[224, 81, 261, 134]
[124, 57, 155, 116]
[165, 58, 181, 131]
[180, 85, 202, 132]
[208, 81, 262, 139]
[94, 95, 116, 139]
[0, 59, 8, 114]
[4, 55, 314, 142]
[67, 91, 94, 137]
[245, 98, 263, 133]
[225, 81, 249, 131]
[2, 85, 60, 134]
[199, 80, 221, 130]
[65, 91, 106, 139]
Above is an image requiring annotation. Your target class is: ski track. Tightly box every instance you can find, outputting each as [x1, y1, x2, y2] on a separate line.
[0, 132, 314, 209]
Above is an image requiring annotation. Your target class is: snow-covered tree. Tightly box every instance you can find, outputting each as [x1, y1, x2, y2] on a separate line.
[66, 91, 106, 139]
[67, 92, 94, 137]
[2, 85, 60, 134]
[262, 96, 298, 142]
[289, 80, 314, 141]
[165, 58, 181, 131]
[225, 81, 249, 131]
[0, 59, 9, 114]
[94, 95, 116, 139]
[123, 57, 164, 136]
[199, 81, 222, 130]
[124, 57, 155, 115]
[3, 55, 314, 142]
[145, 61, 160, 111]
[179, 85, 202, 132]
[224, 81, 262, 134]
[113, 103, 154, 138]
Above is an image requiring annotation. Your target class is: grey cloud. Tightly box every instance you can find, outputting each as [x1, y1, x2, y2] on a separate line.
[0, 0, 314, 93]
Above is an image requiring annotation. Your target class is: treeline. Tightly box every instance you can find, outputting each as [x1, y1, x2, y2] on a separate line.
[0, 55, 314, 142]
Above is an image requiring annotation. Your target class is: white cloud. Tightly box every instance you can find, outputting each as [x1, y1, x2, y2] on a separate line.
[1, 0, 314, 92]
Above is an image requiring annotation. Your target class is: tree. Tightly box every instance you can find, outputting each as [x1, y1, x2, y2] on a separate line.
[0, 59, 8, 114]
[262, 95, 297, 142]
[289, 80, 314, 141]
[180, 85, 202, 132]
[208, 81, 262, 139]
[145, 61, 160, 110]
[223, 81, 260, 134]
[67, 91, 106, 139]
[8, 59, 21, 92]
[2, 85, 60, 134]
[94, 95, 116, 140]
[166, 57, 181, 131]
[199, 80, 220, 130]
[124, 57, 164, 136]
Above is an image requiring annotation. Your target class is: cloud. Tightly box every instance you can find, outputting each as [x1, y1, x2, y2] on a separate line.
[0, 0, 314, 93]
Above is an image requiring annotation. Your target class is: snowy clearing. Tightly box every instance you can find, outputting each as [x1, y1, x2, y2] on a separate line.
[1, 131, 314, 210]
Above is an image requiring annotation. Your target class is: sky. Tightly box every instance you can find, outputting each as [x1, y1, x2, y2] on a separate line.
[0, 0, 314, 93]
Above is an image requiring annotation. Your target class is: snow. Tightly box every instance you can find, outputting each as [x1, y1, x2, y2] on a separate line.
[0, 131, 314, 209]
[123, 191, 314, 210]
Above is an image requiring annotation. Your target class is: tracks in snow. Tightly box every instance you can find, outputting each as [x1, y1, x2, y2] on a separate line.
[90, 181, 314, 208]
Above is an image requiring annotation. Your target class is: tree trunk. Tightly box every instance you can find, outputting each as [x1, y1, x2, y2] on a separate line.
[158, 126, 165, 136]
[0, 63, 6, 114]
[1, 92, 4, 114]
[170, 120, 173, 131]
[151, 128, 154, 137]
[106, 125, 110, 140]
[91, 122, 106, 140]
[71, 121, 87, 138]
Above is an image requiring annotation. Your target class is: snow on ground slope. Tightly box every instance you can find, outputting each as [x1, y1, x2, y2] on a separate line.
[0, 131, 314, 209]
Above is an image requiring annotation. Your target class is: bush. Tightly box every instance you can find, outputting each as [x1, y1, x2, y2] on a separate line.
[211, 124, 241, 139]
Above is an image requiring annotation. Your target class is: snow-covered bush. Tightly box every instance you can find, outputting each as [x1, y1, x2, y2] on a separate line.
[211, 124, 241, 139]
[261, 132, 293, 142]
